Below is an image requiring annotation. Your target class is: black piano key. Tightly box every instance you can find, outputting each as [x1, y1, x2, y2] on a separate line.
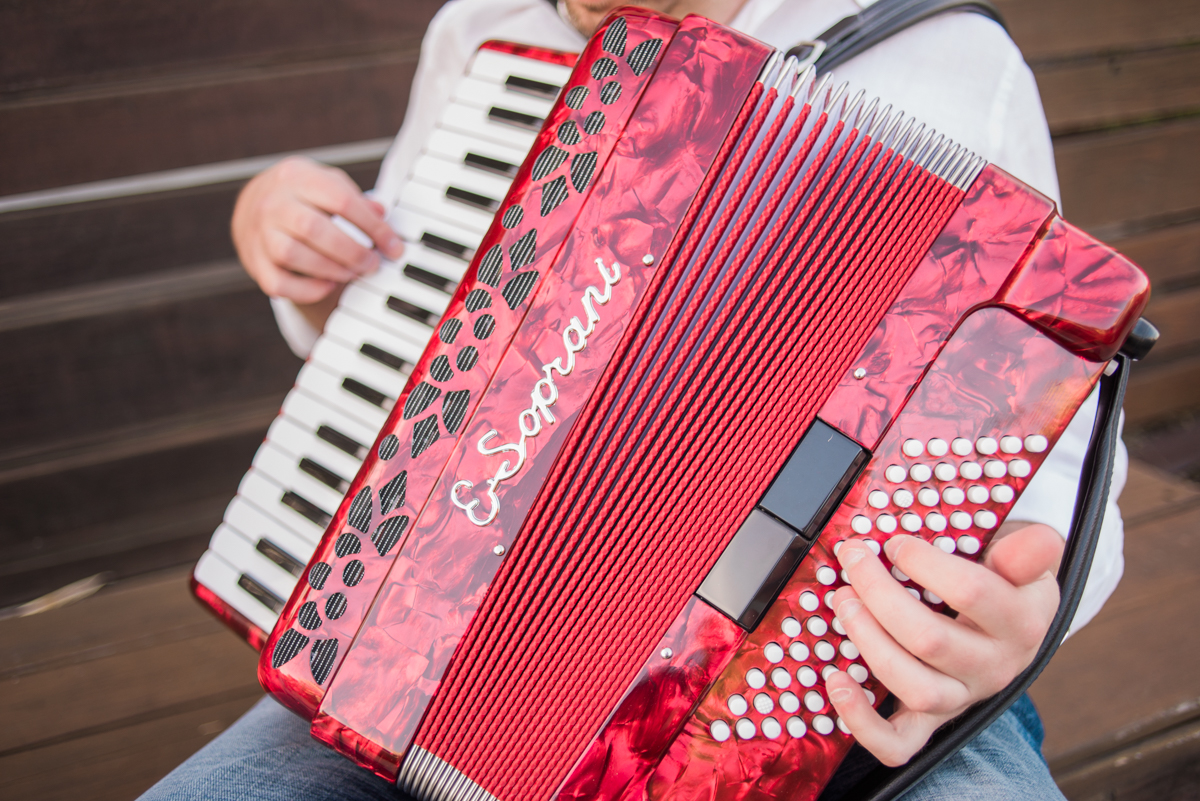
[341, 377, 394, 410]
[404, 263, 456, 294]
[420, 232, 473, 261]
[281, 491, 332, 528]
[298, 457, 350, 493]
[488, 106, 543, 132]
[256, 538, 305, 577]
[238, 573, 284, 612]
[316, 425, 366, 460]
[445, 185, 500, 213]
[464, 152, 518, 179]
[505, 74, 560, 100]
[360, 342, 410, 373]
[386, 296, 439, 327]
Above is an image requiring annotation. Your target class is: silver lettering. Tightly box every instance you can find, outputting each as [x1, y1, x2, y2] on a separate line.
[456, 259, 623, 526]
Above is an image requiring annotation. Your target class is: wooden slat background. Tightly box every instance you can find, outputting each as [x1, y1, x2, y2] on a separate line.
[0, 0, 1196, 798]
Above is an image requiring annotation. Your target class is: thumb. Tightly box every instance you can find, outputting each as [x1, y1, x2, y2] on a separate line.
[983, 523, 1063, 587]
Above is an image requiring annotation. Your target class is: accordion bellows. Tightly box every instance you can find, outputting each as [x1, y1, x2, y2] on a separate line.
[257, 11, 1148, 801]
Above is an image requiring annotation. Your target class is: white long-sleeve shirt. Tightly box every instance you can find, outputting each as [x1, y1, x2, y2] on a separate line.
[272, 0, 1126, 635]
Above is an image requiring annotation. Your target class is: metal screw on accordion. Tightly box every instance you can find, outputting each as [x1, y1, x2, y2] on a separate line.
[853, 367, 866, 380]
[660, 647, 673, 659]
[493, 544, 505, 556]
[642, 253, 654, 266]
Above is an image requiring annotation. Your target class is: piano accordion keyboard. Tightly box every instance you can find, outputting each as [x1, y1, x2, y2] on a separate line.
[192, 46, 574, 641]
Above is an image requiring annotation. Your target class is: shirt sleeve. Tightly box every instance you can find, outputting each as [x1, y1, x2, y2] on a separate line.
[270, 297, 321, 359]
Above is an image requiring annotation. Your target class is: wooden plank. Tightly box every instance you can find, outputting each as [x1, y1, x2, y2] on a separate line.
[0, 0, 441, 95]
[0, 394, 277, 485]
[1030, 503, 1200, 766]
[0, 565, 263, 799]
[0, 57, 416, 195]
[0, 160, 380, 301]
[1118, 460, 1200, 526]
[0, 693, 262, 801]
[0, 260, 253, 333]
[0, 629, 259, 753]
[995, 0, 1200, 61]
[1054, 716, 1200, 801]
[1112, 218, 1200, 292]
[0, 567, 224, 682]
[1036, 44, 1200, 135]
[1139, 284, 1200, 361]
[1124, 352, 1200, 425]
[1055, 116, 1200, 234]
[0, 628, 260, 753]
[0, 289, 299, 455]
[0, 430, 266, 608]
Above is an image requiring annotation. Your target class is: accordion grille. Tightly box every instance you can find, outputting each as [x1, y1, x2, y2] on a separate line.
[412, 75, 973, 800]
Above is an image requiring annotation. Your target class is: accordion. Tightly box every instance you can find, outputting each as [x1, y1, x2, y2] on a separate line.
[243, 10, 1150, 801]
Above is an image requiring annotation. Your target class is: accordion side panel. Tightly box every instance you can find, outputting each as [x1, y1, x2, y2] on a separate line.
[479, 39, 579, 66]
[190, 574, 268, 651]
[310, 17, 771, 777]
[997, 216, 1150, 362]
[643, 306, 1106, 801]
[258, 12, 675, 721]
[817, 165, 1057, 450]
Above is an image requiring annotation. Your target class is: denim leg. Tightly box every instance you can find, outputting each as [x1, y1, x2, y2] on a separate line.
[142, 695, 1062, 801]
[900, 695, 1064, 801]
[821, 695, 1063, 801]
[138, 696, 409, 801]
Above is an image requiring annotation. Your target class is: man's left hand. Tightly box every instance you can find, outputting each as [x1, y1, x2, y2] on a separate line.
[824, 522, 1063, 766]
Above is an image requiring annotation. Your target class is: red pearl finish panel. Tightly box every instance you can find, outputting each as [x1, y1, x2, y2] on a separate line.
[998, 216, 1151, 362]
[642, 307, 1105, 801]
[189, 574, 268, 652]
[554, 598, 744, 801]
[817, 165, 1057, 450]
[479, 39, 579, 67]
[312, 17, 770, 773]
[258, 12, 674, 720]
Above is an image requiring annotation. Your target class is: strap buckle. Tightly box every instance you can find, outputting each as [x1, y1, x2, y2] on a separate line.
[788, 39, 828, 71]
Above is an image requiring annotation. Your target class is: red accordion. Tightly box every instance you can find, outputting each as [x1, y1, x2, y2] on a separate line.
[257, 10, 1148, 800]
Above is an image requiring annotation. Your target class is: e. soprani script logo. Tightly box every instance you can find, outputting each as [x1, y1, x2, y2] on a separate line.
[451, 258, 623, 526]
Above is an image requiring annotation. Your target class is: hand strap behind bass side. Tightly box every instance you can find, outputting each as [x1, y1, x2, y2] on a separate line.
[786, 0, 1007, 73]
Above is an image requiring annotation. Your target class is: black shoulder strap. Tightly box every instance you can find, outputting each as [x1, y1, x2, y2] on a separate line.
[785, 0, 1006, 73]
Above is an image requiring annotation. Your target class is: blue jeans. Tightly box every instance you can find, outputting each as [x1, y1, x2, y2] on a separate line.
[139, 695, 1063, 801]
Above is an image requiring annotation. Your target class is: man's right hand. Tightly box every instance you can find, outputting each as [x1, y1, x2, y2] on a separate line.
[232, 156, 405, 306]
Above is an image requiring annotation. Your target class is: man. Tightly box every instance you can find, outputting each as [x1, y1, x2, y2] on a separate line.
[146, 0, 1126, 798]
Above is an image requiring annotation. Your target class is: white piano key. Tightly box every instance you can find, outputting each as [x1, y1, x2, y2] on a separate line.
[266, 415, 362, 489]
[210, 524, 303, 604]
[349, 264, 452, 319]
[253, 443, 348, 515]
[295, 363, 390, 432]
[194, 550, 281, 632]
[412, 153, 513, 204]
[340, 283, 440, 349]
[324, 307, 427, 373]
[238, 469, 331, 542]
[390, 209, 482, 264]
[280, 391, 377, 459]
[468, 48, 573, 88]
[400, 181, 494, 236]
[368, 246, 468, 298]
[425, 130, 527, 179]
[441, 101, 540, 151]
[310, 330, 414, 402]
[453, 76, 557, 118]
[224, 496, 319, 561]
